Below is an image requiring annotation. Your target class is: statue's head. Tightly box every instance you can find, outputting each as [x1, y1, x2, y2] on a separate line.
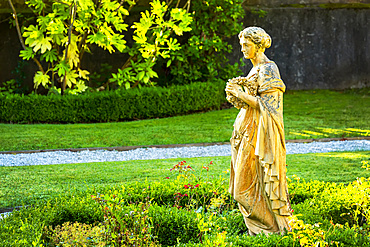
[238, 27, 271, 53]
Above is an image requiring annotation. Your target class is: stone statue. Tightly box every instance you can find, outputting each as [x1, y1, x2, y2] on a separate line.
[225, 27, 291, 235]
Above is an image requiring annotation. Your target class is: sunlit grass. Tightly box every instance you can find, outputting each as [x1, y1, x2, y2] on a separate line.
[0, 151, 369, 209]
[314, 152, 370, 159]
[289, 128, 370, 138]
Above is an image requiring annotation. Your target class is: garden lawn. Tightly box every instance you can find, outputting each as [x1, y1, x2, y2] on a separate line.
[0, 151, 369, 210]
[0, 89, 369, 152]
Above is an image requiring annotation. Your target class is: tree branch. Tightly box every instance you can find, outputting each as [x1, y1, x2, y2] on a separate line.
[8, 0, 45, 74]
[61, 2, 77, 95]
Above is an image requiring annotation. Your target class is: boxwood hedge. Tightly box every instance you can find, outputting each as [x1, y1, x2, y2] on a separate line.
[0, 80, 227, 123]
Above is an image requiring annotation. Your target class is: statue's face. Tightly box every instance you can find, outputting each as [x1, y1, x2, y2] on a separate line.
[240, 37, 257, 59]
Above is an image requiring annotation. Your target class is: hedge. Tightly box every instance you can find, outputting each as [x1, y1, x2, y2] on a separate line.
[0, 80, 227, 123]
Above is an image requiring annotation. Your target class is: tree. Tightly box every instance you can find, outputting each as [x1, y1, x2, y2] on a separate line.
[8, 0, 192, 94]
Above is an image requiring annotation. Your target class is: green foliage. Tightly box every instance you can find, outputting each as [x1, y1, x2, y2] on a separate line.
[0, 80, 225, 123]
[15, 0, 192, 93]
[3, 173, 370, 246]
[46, 222, 107, 247]
[19, 0, 133, 93]
[110, 0, 192, 89]
[0, 79, 18, 94]
[250, 7, 268, 18]
[93, 195, 157, 246]
[293, 177, 370, 226]
[168, 0, 245, 85]
[150, 205, 199, 245]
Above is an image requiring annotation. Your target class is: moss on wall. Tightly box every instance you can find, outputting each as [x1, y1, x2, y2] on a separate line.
[279, 3, 370, 9]
[318, 3, 370, 9]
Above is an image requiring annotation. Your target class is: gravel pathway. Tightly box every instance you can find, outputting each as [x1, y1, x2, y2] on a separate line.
[1, 140, 369, 167]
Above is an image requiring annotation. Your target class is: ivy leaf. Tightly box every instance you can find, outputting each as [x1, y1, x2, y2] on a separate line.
[26, 0, 45, 14]
[62, 70, 79, 88]
[132, 10, 153, 37]
[41, 49, 58, 62]
[54, 61, 70, 77]
[32, 36, 52, 53]
[23, 25, 41, 39]
[47, 19, 66, 45]
[166, 59, 172, 67]
[37, 15, 50, 30]
[147, 68, 158, 78]
[72, 80, 88, 94]
[119, 7, 130, 16]
[78, 69, 90, 80]
[137, 71, 145, 81]
[167, 38, 180, 51]
[102, 0, 119, 11]
[151, 0, 167, 20]
[64, 34, 80, 68]
[23, 25, 42, 48]
[20, 47, 35, 60]
[34, 71, 50, 89]
[170, 8, 193, 34]
[87, 31, 105, 46]
[111, 34, 126, 53]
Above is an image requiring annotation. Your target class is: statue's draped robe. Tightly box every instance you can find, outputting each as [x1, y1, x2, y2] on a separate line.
[228, 61, 291, 235]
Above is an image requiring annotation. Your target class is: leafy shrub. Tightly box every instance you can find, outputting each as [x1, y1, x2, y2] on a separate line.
[150, 205, 199, 246]
[288, 176, 338, 204]
[0, 80, 226, 123]
[168, 0, 245, 85]
[290, 177, 370, 226]
[12, 0, 192, 93]
[46, 222, 107, 247]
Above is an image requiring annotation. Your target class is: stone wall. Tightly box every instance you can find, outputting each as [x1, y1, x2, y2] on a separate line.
[244, 0, 368, 7]
[231, 5, 370, 89]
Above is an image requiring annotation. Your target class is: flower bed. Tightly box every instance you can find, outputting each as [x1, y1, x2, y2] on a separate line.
[1, 161, 370, 246]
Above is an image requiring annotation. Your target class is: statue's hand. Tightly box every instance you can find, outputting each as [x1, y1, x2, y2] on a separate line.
[225, 83, 242, 97]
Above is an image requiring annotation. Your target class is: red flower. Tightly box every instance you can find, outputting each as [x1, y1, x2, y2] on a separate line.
[183, 194, 188, 197]
[184, 184, 189, 189]
[195, 184, 200, 188]
[210, 161, 213, 164]
[165, 177, 170, 179]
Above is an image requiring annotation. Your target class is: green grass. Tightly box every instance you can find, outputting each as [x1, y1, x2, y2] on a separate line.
[0, 89, 369, 151]
[1, 151, 369, 209]
[284, 89, 369, 139]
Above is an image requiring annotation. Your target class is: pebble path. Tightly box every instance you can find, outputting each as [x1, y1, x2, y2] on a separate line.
[0, 140, 369, 167]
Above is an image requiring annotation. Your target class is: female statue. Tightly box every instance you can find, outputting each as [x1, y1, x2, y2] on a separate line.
[225, 27, 291, 235]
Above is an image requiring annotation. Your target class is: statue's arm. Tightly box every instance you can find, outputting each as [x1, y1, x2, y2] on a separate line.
[225, 83, 259, 109]
[236, 89, 259, 109]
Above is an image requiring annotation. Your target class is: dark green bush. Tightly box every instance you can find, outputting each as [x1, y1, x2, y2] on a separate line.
[150, 205, 200, 246]
[0, 80, 227, 123]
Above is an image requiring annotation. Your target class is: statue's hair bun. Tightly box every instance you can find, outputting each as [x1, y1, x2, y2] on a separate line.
[239, 27, 272, 49]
